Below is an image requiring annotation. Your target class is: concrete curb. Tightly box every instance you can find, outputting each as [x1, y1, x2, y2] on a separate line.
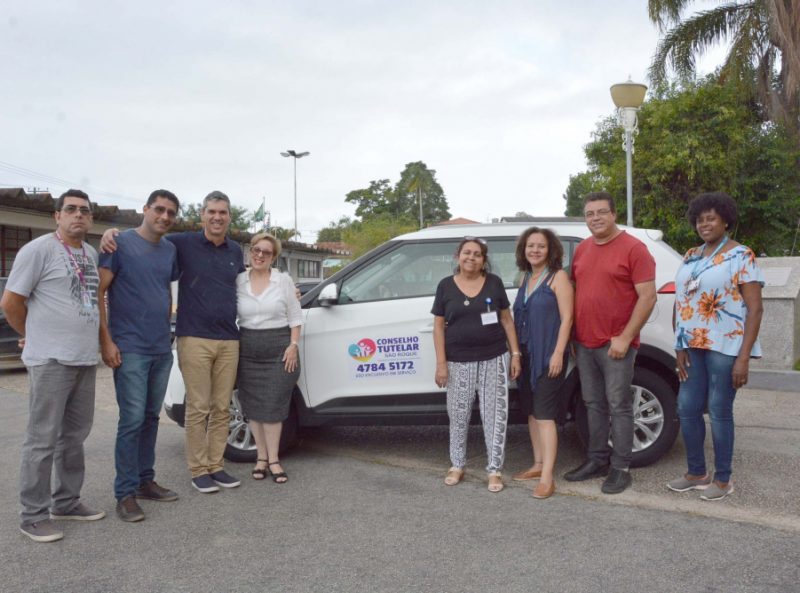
[749, 369, 799, 393]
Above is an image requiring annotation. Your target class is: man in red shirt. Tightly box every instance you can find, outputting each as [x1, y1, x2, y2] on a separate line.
[564, 192, 656, 494]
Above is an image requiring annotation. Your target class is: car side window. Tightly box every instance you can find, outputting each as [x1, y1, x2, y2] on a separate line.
[486, 236, 578, 286]
[484, 239, 519, 288]
[338, 241, 459, 304]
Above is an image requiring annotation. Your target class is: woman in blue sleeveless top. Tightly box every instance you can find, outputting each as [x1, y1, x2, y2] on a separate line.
[511, 227, 574, 499]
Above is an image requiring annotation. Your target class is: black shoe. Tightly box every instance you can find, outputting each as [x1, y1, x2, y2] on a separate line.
[116, 495, 145, 522]
[563, 459, 610, 482]
[136, 480, 178, 502]
[601, 468, 632, 494]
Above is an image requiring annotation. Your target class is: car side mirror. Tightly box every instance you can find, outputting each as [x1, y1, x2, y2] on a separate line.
[318, 283, 338, 306]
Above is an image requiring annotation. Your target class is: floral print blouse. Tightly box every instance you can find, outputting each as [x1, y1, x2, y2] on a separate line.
[673, 244, 764, 357]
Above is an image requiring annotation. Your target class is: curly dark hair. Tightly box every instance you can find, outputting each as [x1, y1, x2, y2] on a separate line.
[687, 192, 737, 229]
[515, 227, 564, 272]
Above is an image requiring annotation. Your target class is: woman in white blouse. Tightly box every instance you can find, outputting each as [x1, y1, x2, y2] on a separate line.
[236, 232, 303, 483]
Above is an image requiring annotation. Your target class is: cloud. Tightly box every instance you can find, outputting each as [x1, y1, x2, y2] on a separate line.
[2, 0, 724, 238]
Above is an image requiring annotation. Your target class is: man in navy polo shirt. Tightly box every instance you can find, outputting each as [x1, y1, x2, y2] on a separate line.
[102, 190, 245, 493]
[170, 191, 245, 492]
[99, 190, 182, 521]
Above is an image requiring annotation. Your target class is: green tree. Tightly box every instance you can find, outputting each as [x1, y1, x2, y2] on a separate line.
[344, 179, 396, 220]
[344, 161, 451, 227]
[394, 161, 451, 226]
[563, 171, 605, 216]
[317, 215, 354, 242]
[648, 0, 800, 141]
[179, 202, 201, 223]
[341, 215, 417, 259]
[565, 77, 800, 254]
[229, 205, 253, 231]
[270, 226, 300, 242]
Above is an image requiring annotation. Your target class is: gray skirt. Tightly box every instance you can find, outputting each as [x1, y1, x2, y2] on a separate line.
[237, 326, 300, 423]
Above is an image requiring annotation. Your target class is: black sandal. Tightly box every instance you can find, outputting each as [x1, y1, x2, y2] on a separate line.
[252, 459, 268, 480]
[268, 461, 288, 484]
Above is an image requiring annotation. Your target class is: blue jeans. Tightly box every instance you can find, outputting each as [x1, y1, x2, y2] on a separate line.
[113, 352, 174, 500]
[677, 348, 737, 483]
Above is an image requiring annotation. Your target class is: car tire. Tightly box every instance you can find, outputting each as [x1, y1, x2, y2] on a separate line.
[574, 367, 679, 468]
[223, 390, 299, 463]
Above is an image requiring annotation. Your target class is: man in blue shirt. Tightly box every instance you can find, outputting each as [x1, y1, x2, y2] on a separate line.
[99, 190, 181, 522]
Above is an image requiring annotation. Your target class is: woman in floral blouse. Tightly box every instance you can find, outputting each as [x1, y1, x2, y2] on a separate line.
[669, 192, 764, 501]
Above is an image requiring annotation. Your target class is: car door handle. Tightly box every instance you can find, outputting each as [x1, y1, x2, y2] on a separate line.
[419, 323, 434, 333]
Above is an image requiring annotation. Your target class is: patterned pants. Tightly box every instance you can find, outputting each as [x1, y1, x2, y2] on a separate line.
[446, 353, 510, 473]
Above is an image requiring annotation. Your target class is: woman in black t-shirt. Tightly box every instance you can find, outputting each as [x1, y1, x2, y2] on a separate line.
[431, 237, 522, 493]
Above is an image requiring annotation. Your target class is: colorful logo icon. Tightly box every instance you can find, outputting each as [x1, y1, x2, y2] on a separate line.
[348, 338, 376, 362]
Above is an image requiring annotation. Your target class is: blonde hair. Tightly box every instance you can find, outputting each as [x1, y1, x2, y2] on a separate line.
[249, 232, 282, 260]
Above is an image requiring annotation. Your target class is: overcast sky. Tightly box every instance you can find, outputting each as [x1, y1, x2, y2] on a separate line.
[2, 1, 722, 240]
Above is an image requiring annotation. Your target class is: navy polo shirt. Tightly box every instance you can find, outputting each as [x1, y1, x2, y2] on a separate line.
[168, 231, 245, 340]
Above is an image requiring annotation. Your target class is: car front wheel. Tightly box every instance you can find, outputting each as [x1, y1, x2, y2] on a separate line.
[575, 367, 679, 468]
[223, 390, 299, 462]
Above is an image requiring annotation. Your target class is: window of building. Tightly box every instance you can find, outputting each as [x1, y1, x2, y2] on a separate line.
[297, 259, 320, 279]
[1, 225, 32, 276]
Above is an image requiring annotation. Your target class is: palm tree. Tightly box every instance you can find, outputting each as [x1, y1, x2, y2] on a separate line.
[648, 0, 800, 141]
[269, 226, 300, 242]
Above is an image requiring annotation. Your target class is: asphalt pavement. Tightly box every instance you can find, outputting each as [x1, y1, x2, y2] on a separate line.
[0, 367, 799, 593]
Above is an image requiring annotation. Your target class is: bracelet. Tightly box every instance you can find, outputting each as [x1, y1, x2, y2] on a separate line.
[290, 341, 299, 347]
[511, 352, 521, 357]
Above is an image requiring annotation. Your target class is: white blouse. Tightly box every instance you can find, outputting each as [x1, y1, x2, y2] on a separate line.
[236, 269, 304, 330]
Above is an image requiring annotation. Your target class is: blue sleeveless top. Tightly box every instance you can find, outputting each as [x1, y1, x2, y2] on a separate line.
[513, 271, 562, 390]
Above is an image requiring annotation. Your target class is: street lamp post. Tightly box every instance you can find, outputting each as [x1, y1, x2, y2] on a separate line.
[280, 149, 310, 239]
[610, 78, 647, 227]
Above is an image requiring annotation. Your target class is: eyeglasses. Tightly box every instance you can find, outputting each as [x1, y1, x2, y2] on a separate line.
[151, 205, 178, 218]
[251, 247, 274, 257]
[584, 208, 612, 219]
[60, 205, 92, 215]
[463, 236, 487, 245]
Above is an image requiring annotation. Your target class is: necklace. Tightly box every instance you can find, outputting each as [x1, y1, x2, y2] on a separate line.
[458, 273, 482, 306]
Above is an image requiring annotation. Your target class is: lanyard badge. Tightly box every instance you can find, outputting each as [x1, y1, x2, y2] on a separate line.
[55, 232, 93, 310]
[685, 235, 728, 295]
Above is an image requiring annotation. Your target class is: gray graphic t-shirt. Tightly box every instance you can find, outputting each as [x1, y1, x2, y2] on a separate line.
[6, 233, 100, 366]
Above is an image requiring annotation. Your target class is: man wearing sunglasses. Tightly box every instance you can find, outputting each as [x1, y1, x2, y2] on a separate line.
[1, 189, 106, 542]
[98, 190, 182, 522]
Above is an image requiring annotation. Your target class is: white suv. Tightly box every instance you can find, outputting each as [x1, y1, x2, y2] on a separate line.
[164, 222, 683, 467]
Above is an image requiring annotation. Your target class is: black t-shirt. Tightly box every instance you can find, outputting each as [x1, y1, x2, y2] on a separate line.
[431, 273, 510, 363]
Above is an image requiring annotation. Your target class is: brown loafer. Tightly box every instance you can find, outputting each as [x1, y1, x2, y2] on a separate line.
[512, 467, 543, 481]
[532, 481, 555, 499]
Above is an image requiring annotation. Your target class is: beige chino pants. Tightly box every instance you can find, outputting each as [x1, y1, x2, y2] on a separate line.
[177, 337, 239, 477]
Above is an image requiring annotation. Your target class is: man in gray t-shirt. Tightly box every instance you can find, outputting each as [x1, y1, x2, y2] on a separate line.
[1, 189, 106, 543]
